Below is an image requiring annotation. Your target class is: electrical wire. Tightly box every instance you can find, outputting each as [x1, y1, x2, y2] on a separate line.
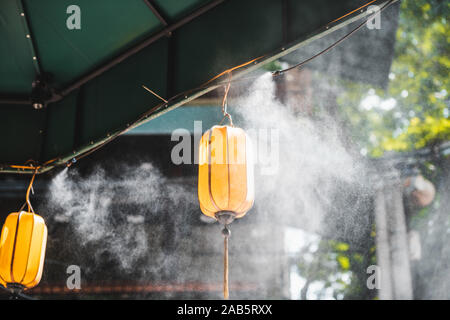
[273, 0, 394, 75]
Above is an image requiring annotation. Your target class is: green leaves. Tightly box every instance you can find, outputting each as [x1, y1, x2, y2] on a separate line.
[337, 0, 449, 156]
[337, 255, 350, 270]
[380, 116, 450, 152]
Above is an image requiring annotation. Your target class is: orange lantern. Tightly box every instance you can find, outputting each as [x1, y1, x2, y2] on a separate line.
[0, 212, 47, 290]
[198, 125, 254, 223]
[197, 72, 254, 299]
[0, 170, 47, 291]
[198, 124, 254, 299]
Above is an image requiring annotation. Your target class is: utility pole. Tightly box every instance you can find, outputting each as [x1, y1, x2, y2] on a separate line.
[373, 169, 413, 300]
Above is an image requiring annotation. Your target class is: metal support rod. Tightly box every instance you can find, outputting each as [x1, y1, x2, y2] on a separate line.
[51, 0, 225, 103]
[142, 0, 168, 26]
[0, 96, 31, 105]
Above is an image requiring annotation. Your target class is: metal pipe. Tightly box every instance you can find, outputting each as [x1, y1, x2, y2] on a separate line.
[0, 96, 31, 105]
[52, 0, 225, 102]
[142, 0, 169, 26]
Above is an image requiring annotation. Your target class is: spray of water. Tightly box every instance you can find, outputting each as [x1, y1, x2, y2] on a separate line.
[234, 73, 365, 233]
[41, 74, 372, 299]
[46, 163, 196, 274]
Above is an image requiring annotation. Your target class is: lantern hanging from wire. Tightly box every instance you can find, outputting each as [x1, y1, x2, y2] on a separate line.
[198, 73, 254, 299]
[0, 169, 48, 292]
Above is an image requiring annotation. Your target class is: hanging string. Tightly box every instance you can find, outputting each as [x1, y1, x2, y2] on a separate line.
[142, 85, 168, 103]
[222, 225, 231, 299]
[25, 168, 37, 213]
[219, 72, 233, 126]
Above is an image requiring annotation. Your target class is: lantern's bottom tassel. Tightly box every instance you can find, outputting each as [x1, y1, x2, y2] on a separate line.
[222, 225, 230, 300]
[215, 211, 235, 300]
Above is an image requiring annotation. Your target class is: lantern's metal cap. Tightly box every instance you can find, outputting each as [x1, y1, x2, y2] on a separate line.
[215, 211, 236, 225]
[7, 283, 25, 294]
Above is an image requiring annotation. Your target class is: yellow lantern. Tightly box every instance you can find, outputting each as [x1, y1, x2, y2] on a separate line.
[198, 125, 254, 223]
[0, 169, 47, 291]
[0, 211, 47, 290]
[197, 72, 255, 299]
[198, 124, 254, 299]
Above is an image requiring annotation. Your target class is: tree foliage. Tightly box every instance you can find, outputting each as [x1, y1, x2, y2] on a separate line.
[338, 0, 449, 156]
[296, 0, 449, 300]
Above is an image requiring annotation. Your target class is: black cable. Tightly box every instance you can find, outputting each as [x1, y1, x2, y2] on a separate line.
[132, 0, 397, 127]
[273, 0, 396, 76]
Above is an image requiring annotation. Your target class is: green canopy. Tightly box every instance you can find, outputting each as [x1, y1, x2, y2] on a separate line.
[0, 0, 394, 174]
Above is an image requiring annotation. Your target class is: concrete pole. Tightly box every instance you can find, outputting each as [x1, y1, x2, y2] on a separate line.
[384, 181, 413, 299]
[374, 188, 393, 299]
[374, 170, 414, 300]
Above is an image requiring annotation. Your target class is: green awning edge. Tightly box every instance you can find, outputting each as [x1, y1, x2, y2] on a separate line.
[0, 0, 397, 175]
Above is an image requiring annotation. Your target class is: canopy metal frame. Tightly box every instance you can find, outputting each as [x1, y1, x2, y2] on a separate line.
[0, 0, 225, 106]
[0, 0, 398, 174]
